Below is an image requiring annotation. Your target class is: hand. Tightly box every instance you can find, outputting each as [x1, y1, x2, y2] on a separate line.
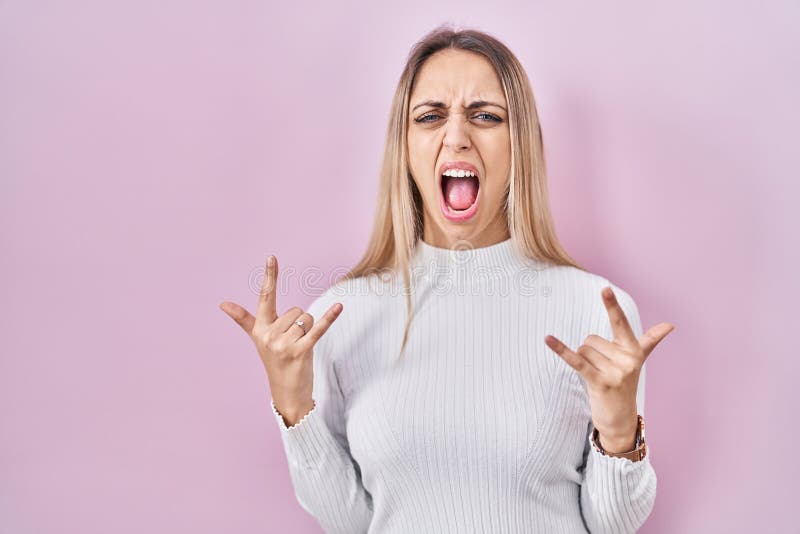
[218, 254, 343, 425]
[544, 286, 674, 453]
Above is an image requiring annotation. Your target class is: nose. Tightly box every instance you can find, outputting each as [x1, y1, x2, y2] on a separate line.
[442, 114, 471, 152]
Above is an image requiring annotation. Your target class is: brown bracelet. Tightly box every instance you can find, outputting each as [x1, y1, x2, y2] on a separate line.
[591, 414, 647, 462]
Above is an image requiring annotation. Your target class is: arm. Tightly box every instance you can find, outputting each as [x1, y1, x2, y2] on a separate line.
[578, 283, 657, 533]
[270, 297, 373, 534]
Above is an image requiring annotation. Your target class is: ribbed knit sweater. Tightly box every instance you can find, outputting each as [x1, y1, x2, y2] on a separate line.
[270, 237, 656, 533]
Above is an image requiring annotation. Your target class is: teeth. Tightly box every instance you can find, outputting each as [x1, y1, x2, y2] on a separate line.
[442, 169, 477, 178]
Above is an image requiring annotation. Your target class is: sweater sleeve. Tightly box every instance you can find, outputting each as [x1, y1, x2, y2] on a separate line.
[270, 295, 373, 533]
[578, 283, 657, 533]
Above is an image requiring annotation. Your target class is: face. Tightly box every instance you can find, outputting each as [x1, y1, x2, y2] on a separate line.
[407, 48, 511, 249]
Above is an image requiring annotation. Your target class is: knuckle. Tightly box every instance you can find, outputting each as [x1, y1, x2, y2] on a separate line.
[274, 339, 292, 354]
[266, 336, 287, 354]
[261, 328, 276, 344]
[608, 371, 624, 387]
[621, 357, 639, 374]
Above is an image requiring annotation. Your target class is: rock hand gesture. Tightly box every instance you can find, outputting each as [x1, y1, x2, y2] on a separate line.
[219, 255, 344, 426]
[545, 286, 674, 453]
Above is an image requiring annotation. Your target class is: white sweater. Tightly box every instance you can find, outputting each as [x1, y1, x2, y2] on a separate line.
[270, 237, 656, 533]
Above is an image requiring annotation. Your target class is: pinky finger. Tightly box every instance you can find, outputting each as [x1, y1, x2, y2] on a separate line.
[296, 303, 344, 351]
[544, 335, 599, 383]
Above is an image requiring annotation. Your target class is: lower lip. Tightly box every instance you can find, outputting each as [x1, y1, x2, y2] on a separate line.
[439, 177, 480, 222]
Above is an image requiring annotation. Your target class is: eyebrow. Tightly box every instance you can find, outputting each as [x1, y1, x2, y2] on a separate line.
[411, 99, 507, 112]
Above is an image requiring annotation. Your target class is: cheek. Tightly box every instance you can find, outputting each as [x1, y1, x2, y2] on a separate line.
[407, 134, 438, 183]
[480, 132, 511, 163]
[406, 136, 423, 179]
[408, 132, 438, 159]
[481, 166, 510, 208]
[483, 180, 507, 206]
[477, 138, 511, 202]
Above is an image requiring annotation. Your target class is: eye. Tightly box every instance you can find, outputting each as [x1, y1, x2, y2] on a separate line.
[475, 112, 502, 122]
[414, 112, 502, 124]
[415, 113, 442, 123]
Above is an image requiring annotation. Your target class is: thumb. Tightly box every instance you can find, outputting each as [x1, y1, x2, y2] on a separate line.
[639, 322, 675, 359]
[219, 301, 256, 335]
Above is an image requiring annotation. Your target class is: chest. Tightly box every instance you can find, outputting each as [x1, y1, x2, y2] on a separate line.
[335, 292, 592, 490]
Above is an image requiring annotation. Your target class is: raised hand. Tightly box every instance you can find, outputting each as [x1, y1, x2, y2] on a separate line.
[544, 286, 674, 453]
[219, 254, 343, 426]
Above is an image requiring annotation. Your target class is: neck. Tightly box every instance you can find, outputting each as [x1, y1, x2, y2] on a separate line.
[420, 229, 511, 250]
[411, 234, 543, 289]
[421, 209, 510, 250]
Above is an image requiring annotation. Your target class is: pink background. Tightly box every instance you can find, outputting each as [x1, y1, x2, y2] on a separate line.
[2, 2, 797, 533]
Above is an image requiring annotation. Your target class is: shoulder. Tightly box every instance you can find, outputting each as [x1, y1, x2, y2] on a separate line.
[306, 273, 396, 317]
[537, 264, 616, 300]
[541, 264, 641, 334]
[304, 273, 398, 353]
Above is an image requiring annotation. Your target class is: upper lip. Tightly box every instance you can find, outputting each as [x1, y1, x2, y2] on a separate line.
[438, 160, 481, 179]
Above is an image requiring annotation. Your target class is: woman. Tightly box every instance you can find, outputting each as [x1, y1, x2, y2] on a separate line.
[220, 25, 674, 534]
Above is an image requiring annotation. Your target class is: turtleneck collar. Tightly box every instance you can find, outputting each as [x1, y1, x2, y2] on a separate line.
[410, 236, 547, 286]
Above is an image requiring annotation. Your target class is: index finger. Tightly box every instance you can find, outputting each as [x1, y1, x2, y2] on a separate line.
[601, 286, 637, 347]
[295, 302, 343, 352]
[256, 255, 278, 325]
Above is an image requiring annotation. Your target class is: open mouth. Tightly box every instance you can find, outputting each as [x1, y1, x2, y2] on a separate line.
[439, 171, 480, 222]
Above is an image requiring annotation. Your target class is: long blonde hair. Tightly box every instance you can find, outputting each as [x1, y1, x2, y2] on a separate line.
[337, 24, 585, 357]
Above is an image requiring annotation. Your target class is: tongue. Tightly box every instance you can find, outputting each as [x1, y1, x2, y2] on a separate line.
[444, 177, 479, 210]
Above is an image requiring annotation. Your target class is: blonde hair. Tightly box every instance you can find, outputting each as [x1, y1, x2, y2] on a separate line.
[336, 24, 584, 357]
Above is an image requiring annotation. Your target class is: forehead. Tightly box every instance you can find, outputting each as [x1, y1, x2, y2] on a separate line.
[410, 49, 505, 104]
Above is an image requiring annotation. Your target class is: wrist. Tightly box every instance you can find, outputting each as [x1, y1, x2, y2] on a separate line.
[273, 397, 315, 427]
[595, 414, 639, 452]
[597, 428, 638, 454]
[591, 414, 648, 462]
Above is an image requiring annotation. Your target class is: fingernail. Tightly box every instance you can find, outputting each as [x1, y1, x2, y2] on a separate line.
[267, 255, 275, 267]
